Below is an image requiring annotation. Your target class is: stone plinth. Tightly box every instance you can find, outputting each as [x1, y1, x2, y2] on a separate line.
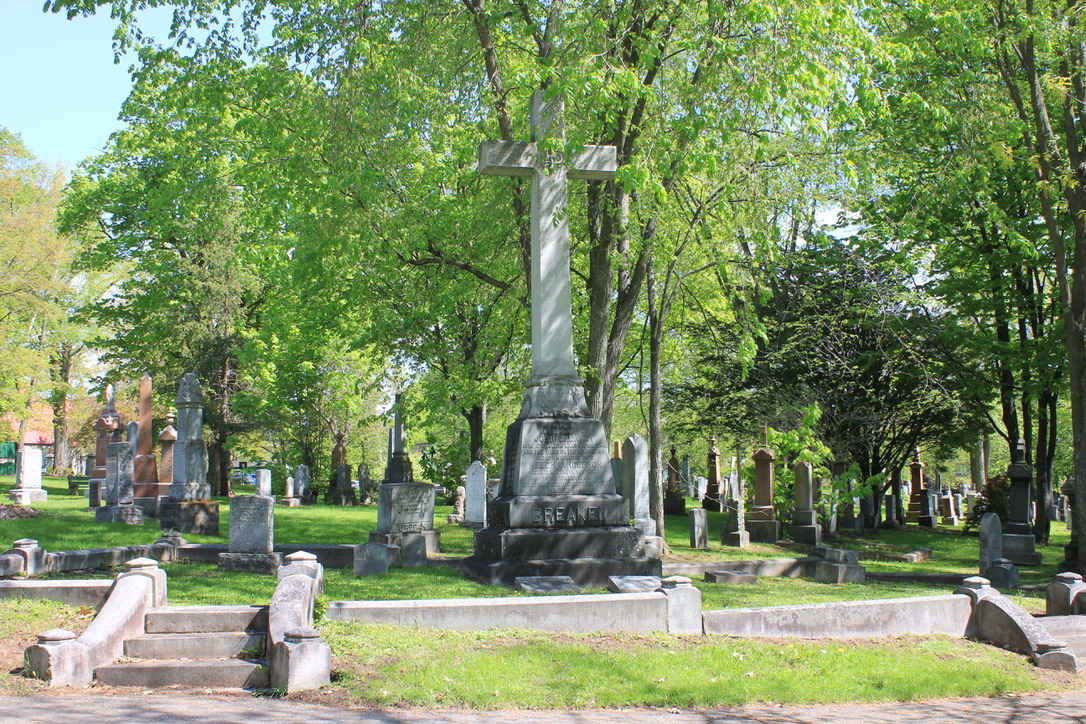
[95, 505, 144, 525]
[158, 500, 220, 536]
[747, 520, 781, 544]
[1001, 533, 1042, 567]
[368, 530, 440, 555]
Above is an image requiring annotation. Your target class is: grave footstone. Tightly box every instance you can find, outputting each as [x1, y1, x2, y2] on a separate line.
[464, 460, 487, 528]
[747, 425, 780, 543]
[460, 92, 659, 587]
[8, 447, 46, 504]
[1003, 440, 1041, 566]
[788, 460, 822, 545]
[218, 495, 280, 573]
[371, 395, 440, 554]
[158, 374, 219, 535]
[621, 434, 655, 537]
[514, 576, 581, 594]
[704, 571, 758, 585]
[607, 575, 662, 593]
[689, 507, 708, 549]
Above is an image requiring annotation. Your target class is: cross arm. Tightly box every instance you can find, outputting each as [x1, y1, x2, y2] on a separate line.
[568, 145, 617, 181]
[478, 140, 536, 177]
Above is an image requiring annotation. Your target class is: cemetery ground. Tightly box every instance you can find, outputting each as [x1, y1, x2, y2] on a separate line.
[0, 476, 1080, 709]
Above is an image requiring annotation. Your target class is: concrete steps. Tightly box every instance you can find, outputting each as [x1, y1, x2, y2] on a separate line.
[1036, 615, 1086, 661]
[94, 605, 270, 690]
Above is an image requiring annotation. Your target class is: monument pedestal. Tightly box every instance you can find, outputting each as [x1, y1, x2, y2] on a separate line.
[789, 524, 822, 546]
[1002, 532, 1042, 566]
[463, 525, 660, 587]
[9, 488, 48, 505]
[96, 504, 144, 525]
[158, 500, 220, 535]
[747, 520, 781, 543]
[723, 530, 750, 547]
[664, 498, 686, 516]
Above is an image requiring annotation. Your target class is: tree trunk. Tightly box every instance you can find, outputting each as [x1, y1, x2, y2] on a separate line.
[462, 403, 486, 463]
[646, 261, 667, 547]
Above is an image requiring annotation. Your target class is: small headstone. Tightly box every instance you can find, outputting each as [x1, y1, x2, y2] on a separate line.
[514, 576, 581, 594]
[694, 476, 707, 500]
[255, 468, 273, 497]
[621, 434, 655, 537]
[358, 463, 374, 505]
[354, 542, 393, 576]
[689, 508, 708, 549]
[986, 557, 1020, 589]
[400, 532, 428, 567]
[815, 561, 866, 583]
[218, 494, 280, 573]
[606, 575, 662, 593]
[464, 460, 487, 526]
[284, 476, 295, 497]
[979, 512, 1003, 575]
[295, 464, 313, 504]
[704, 571, 758, 585]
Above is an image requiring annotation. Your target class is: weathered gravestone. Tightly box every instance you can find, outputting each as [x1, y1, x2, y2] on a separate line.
[354, 541, 398, 576]
[157, 414, 177, 493]
[371, 396, 440, 554]
[158, 374, 219, 535]
[132, 374, 164, 513]
[295, 464, 313, 505]
[689, 507, 708, 549]
[621, 434, 655, 538]
[9, 447, 46, 505]
[88, 384, 124, 508]
[279, 475, 300, 507]
[664, 446, 686, 515]
[358, 463, 374, 506]
[255, 468, 273, 497]
[789, 460, 822, 545]
[1003, 440, 1041, 566]
[328, 462, 357, 507]
[464, 460, 488, 528]
[702, 437, 724, 512]
[218, 495, 281, 574]
[747, 425, 780, 543]
[447, 485, 466, 524]
[96, 441, 143, 524]
[461, 92, 659, 586]
[694, 476, 708, 501]
[979, 511, 1003, 575]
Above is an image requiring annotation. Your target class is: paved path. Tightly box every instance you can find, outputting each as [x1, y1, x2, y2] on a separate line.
[4, 690, 1086, 723]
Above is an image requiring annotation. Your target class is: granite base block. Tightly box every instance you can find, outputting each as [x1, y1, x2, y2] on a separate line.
[815, 561, 866, 583]
[278, 498, 301, 507]
[132, 497, 161, 517]
[723, 530, 750, 548]
[158, 501, 220, 536]
[663, 498, 686, 516]
[1002, 533, 1042, 567]
[746, 520, 781, 544]
[95, 505, 144, 525]
[9, 489, 48, 504]
[788, 524, 822, 546]
[704, 571, 758, 584]
[217, 552, 282, 574]
[918, 515, 938, 528]
[460, 555, 662, 588]
[471, 526, 646, 561]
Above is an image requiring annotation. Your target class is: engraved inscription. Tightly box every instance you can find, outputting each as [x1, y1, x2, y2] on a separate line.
[510, 419, 612, 496]
[531, 505, 602, 526]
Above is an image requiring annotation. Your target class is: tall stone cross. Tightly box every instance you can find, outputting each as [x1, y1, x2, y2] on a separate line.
[479, 91, 617, 392]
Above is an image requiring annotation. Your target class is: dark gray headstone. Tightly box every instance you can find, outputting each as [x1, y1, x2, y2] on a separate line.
[689, 508, 708, 549]
[979, 512, 1002, 574]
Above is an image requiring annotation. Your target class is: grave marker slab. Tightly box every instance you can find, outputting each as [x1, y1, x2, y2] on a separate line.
[371, 401, 440, 553]
[514, 575, 582, 594]
[788, 460, 822, 545]
[464, 460, 487, 527]
[689, 507, 708, 549]
[606, 575, 663, 593]
[621, 434, 655, 537]
[9, 447, 46, 504]
[979, 512, 1002, 575]
[218, 494, 280, 573]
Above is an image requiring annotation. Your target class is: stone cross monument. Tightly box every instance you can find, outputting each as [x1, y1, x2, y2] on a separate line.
[462, 92, 659, 586]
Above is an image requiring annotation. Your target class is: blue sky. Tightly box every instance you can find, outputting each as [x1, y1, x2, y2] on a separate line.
[1, 3, 142, 171]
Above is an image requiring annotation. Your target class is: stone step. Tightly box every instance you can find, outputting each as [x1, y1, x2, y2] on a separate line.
[95, 658, 269, 689]
[124, 631, 265, 660]
[144, 605, 268, 634]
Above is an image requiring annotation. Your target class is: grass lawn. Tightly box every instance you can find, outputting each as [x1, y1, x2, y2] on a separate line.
[1, 474, 1079, 708]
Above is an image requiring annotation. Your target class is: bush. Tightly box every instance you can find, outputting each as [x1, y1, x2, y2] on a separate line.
[963, 473, 1010, 531]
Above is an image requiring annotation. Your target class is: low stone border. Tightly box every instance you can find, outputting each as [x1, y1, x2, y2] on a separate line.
[0, 580, 113, 608]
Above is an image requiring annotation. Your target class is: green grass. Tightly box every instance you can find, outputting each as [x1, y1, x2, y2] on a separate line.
[323, 624, 1074, 708]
